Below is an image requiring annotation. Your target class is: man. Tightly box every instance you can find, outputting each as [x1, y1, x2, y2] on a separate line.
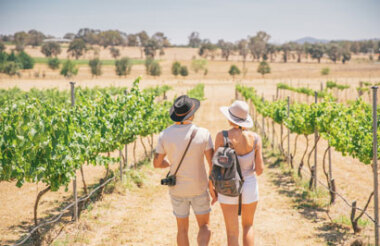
[154, 95, 216, 246]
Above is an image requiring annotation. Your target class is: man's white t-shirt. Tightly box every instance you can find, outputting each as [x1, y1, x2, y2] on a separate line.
[156, 123, 213, 197]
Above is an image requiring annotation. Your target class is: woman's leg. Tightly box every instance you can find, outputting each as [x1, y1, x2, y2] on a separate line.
[220, 203, 239, 246]
[241, 202, 258, 246]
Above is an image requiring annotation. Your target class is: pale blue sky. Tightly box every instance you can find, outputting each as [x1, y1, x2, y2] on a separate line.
[0, 0, 379, 44]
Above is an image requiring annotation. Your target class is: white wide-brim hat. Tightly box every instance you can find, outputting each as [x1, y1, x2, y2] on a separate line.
[220, 100, 253, 129]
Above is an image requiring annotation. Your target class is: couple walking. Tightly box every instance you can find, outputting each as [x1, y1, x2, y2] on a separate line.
[154, 94, 264, 246]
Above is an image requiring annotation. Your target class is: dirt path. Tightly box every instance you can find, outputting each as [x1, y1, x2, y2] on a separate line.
[49, 83, 329, 246]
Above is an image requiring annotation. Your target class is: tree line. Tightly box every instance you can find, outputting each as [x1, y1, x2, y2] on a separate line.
[1, 29, 379, 64]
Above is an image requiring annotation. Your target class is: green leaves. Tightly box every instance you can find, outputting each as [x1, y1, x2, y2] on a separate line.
[237, 85, 379, 165]
[0, 78, 172, 191]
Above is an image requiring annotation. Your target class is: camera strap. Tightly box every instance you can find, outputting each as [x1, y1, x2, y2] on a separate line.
[170, 127, 198, 176]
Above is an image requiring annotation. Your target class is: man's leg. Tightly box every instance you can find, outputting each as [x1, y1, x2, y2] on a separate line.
[195, 213, 211, 246]
[176, 217, 190, 246]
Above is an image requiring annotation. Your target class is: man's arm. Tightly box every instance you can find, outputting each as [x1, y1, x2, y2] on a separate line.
[205, 148, 217, 205]
[153, 153, 170, 168]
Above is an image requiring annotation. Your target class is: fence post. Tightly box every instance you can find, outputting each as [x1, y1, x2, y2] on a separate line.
[372, 86, 379, 246]
[123, 89, 128, 168]
[119, 150, 123, 182]
[287, 96, 290, 167]
[272, 96, 275, 149]
[261, 95, 265, 137]
[276, 87, 279, 100]
[70, 81, 78, 222]
[328, 145, 336, 203]
[314, 91, 318, 190]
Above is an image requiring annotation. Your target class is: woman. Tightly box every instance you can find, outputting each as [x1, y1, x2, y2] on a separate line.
[214, 100, 264, 246]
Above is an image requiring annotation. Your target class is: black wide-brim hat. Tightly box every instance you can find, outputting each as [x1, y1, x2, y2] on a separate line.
[169, 95, 200, 122]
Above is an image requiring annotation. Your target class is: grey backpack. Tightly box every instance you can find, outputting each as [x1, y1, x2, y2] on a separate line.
[210, 131, 244, 215]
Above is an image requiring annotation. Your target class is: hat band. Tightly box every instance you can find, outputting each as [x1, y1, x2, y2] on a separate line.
[228, 109, 246, 121]
[175, 103, 195, 117]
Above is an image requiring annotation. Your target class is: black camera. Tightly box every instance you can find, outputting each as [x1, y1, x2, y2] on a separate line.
[161, 174, 176, 186]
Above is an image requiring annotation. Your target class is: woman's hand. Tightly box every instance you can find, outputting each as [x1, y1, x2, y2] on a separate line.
[209, 188, 218, 205]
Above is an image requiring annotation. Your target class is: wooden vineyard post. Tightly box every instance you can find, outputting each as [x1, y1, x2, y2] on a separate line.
[261, 95, 265, 138]
[328, 145, 336, 204]
[372, 86, 379, 246]
[272, 96, 275, 149]
[313, 91, 318, 190]
[276, 87, 279, 100]
[70, 81, 78, 222]
[123, 90, 128, 168]
[287, 96, 291, 167]
[119, 150, 123, 182]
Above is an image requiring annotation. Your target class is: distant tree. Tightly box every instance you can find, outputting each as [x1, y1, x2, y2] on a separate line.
[68, 39, 86, 59]
[99, 30, 124, 48]
[27, 30, 45, 47]
[60, 60, 78, 78]
[145, 58, 154, 74]
[115, 57, 132, 77]
[327, 44, 341, 63]
[341, 49, 351, 64]
[321, 67, 330, 75]
[191, 59, 207, 73]
[229, 65, 240, 79]
[137, 31, 149, 58]
[17, 51, 34, 69]
[89, 58, 102, 77]
[127, 34, 139, 46]
[171, 61, 181, 77]
[143, 32, 170, 58]
[0, 41, 5, 52]
[75, 28, 100, 44]
[7, 51, 18, 63]
[41, 42, 62, 57]
[217, 39, 235, 61]
[199, 40, 217, 60]
[248, 31, 270, 61]
[237, 39, 249, 63]
[63, 33, 76, 40]
[257, 61, 270, 77]
[265, 43, 277, 62]
[3, 61, 20, 76]
[14, 31, 28, 51]
[152, 32, 170, 47]
[180, 66, 189, 77]
[290, 42, 304, 63]
[109, 47, 120, 59]
[47, 58, 60, 70]
[237, 39, 249, 76]
[281, 43, 292, 63]
[188, 32, 202, 48]
[308, 44, 324, 63]
[144, 38, 160, 58]
[145, 58, 161, 76]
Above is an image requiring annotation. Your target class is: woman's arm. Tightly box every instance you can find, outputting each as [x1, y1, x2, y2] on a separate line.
[214, 131, 225, 150]
[254, 134, 264, 176]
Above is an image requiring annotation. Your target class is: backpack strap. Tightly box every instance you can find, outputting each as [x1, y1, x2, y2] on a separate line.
[238, 194, 242, 216]
[222, 130, 229, 147]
